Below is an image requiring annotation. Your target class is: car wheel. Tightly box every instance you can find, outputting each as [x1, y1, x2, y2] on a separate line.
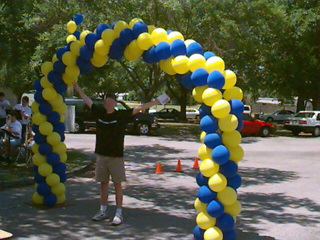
[260, 127, 271, 137]
[312, 127, 320, 137]
[137, 123, 150, 135]
[292, 130, 300, 136]
[266, 117, 273, 122]
[73, 120, 84, 133]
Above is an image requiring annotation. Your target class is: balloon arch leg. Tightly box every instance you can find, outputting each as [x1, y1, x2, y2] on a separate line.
[31, 13, 243, 240]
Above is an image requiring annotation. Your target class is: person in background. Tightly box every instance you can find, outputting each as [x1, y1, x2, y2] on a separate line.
[13, 96, 32, 143]
[73, 82, 169, 226]
[0, 92, 10, 127]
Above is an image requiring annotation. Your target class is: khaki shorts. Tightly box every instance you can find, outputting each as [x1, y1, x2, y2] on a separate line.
[95, 155, 126, 183]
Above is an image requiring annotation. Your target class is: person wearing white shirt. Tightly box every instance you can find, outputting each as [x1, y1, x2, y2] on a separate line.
[13, 96, 31, 142]
[0, 92, 10, 127]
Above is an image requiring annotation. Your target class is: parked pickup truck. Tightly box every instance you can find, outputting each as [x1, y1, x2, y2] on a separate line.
[284, 111, 320, 136]
[65, 98, 159, 135]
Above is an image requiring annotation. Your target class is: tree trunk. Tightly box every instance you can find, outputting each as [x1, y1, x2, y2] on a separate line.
[296, 95, 307, 112]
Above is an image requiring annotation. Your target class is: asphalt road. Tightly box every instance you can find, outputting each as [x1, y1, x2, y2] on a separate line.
[0, 132, 319, 240]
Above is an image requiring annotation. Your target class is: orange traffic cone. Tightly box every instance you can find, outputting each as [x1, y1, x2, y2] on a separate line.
[192, 157, 199, 169]
[174, 159, 184, 172]
[155, 162, 164, 174]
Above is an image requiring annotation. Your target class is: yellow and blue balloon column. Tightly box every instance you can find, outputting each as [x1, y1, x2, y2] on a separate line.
[31, 13, 243, 238]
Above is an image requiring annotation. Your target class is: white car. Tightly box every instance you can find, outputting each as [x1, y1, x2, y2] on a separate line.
[260, 109, 295, 122]
[284, 111, 320, 136]
[186, 108, 200, 121]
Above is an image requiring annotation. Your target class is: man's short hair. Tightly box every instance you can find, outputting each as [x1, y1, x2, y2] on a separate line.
[0, 92, 4, 97]
[22, 96, 29, 103]
[103, 92, 117, 100]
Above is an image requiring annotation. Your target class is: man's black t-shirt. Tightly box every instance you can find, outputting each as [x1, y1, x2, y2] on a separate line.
[91, 104, 133, 157]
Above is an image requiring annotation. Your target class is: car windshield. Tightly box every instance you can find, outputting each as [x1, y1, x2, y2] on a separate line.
[295, 112, 315, 118]
[244, 106, 250, 110]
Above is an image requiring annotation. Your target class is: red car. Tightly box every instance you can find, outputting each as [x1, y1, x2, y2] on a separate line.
[240, 114, 276, 137]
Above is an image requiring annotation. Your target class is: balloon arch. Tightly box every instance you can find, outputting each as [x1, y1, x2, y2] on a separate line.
[31, 13, 243, 240]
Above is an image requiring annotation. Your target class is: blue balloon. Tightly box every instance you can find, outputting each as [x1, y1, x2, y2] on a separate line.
[198, 185, 217, 203]
[47, 111, 61, 125]
[85, 33, 99, 50]
[59, 172, 67, 182]
[47, 153, 61, 166]
[34, 91, 45, 104]
[33, 79, 42, 91]
[170, 39, 186, 57]
[33, 165, 38, 173]
[37, 182, 51, 196]
[39, 102, 53, 115]
[34, 133, 46, 145]
[236, 116, 243, 131]
[53, 61, 66, 75]
[79, 45, 93, 60]
[216, 213, 235, 231]
[34, 172, 45, 184]
[56, 46, 68, 60]
[76, 58, 93, 74]
[60, 133, 65, 142]
[132, 21, 148, 38]
[199, 104, 212, 118]
[47, 70, 63, 85]
[44, 193, 57, 207]
[211, 145, 230, 165]
[155, 41, 171, 60]
[96, 23, 111, 38]
[230, 99, 244, 117]
[73, 30, 81, 40]
[207, 200, 224, 218]
[193, 225, 204, 240]
[204, 133, 222, 149]
[176, 72, 194, 89]
[108, 38, 125, 60]
[53, 122, 65, 134]
[38, 143, 52, 156]
[196, 172, 208, 187]
[73, 13, 83, 25]
[53, 162, 66, 175]
[223, 229, 237, 240]
[207, 70, 225, 89]
[32, 124, 39, 134]
[54, 82, 68, 95]
[191, 68, 208, 86]
[186, 42, 203, 57]
[119, 28, 134, 46]
[227, 174, 242, 189]
[204, 51, 216, 60]
[142, 46, 159, 64]
[200, 115, 218, 134]
[220, 160, 238, 178]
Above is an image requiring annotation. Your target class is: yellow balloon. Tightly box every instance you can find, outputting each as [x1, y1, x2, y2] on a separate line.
[41, 61, 53, 76]
[147, 25, 156, 34]
[52, 54, 58, 63]
[194, 198, 207, 213]
[151, 28, 168, 45]
[101, 29, 116, 46]
[200, 131, 206, 143]
[198, 144, 212, 160]
[70, 40, 82, 56]
[188, 54, 206, 72]
[59, 153, 67, 163]
[62, 73, 77, 86]
[91, 52, 109, 67]
[196, 212, 216, 230]
[129, 18, 143, 28]
[223, 86, 243, 101]
[167, 31, 184, 43]
[31, 102, 39, 113]
[32, 113, 47, 125]
[38, 163, 53, 177]
[159, 57, 176, 75]
[53, 142, 67, 154]
[31, 143, 39, 154]
[80, 30, 91, 45]
[94, 39, 109, 56]
[208, 173, 227, 192]
[211, 99, 231, 118]
[202, 88, 222, 106]
[66, 20, 77, 33]
[42, 87, 57, 101]
[184, 39, 195, 47]
[200, 158, 220, 177]
[62, 51, 76, 66]
[224, 200, 242, 217]
[204, 227, 223, 240]
[66, 34, 77, 43]
[60, 115, 65, 123]
[126, 40, 143, 60]
[172, 56, 189, 74]
[223, 70, 237, 89]
[124, 47, 139, 62]
[40, 76, 53, 88]
[56, 193, 66, 204]
[218, 114, 238, 132]
[137, 32, 153, 50]
[113, 21, 129, 37]
[65, 65, 80, 78]
[32, 192, 44, 205]
[32, 153, 46, 166]
[222, 130, 242, 148]
[192, 85, 208, 103]
[48, 94, 63, 107]
[46, 173, 60, 187]
[47, 132, 61, 146]
[51, 183, 66, 195]
[39, 122, 53, 136]
[53, 103, 67, 115]
[217, 187, 237, 206]
[206, 56, 225, 73]
[228, 145, 244, 163]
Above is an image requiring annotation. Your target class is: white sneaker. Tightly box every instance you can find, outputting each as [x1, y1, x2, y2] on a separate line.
[92, 210, 108, 221]
[110, 214, 123, 226]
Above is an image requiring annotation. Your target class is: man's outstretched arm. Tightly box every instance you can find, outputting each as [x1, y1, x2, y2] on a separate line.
[132, 93, 170, 115]
[73, 83, 93, 109]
